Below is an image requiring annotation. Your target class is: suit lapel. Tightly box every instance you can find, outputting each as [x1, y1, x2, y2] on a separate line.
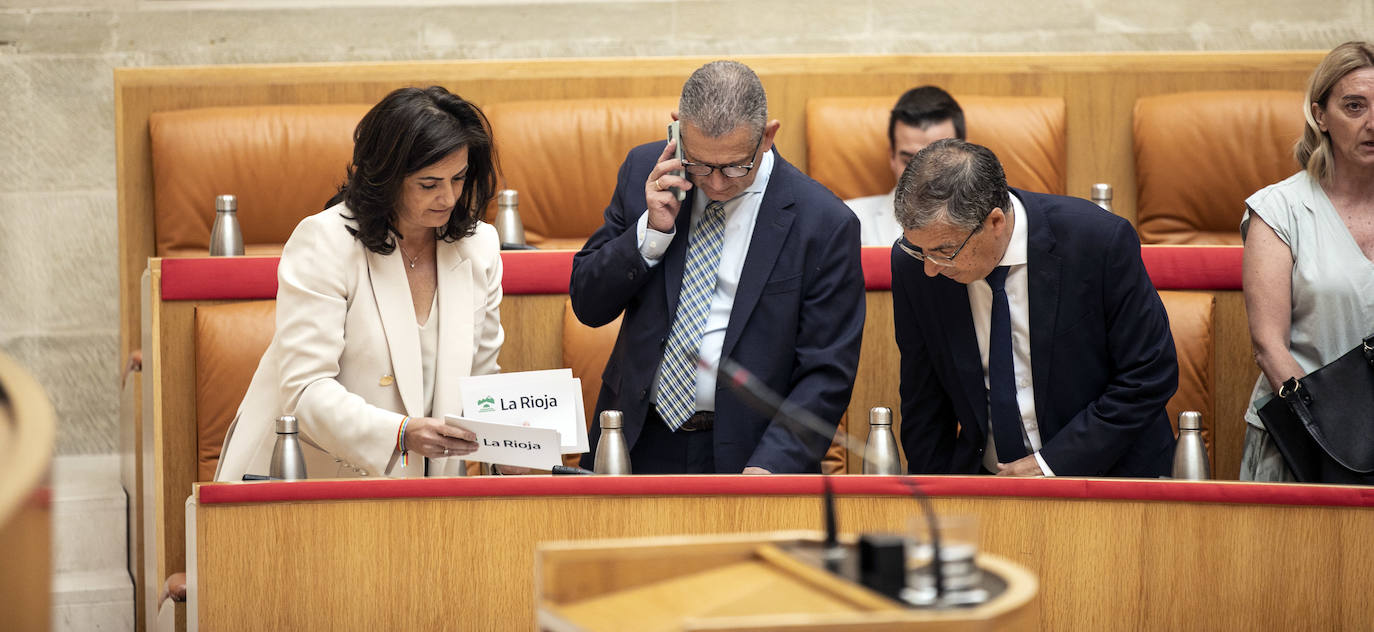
[1020, 191, 1061, 427]
[366, 246, 422, 418]
[432, 241, 473, 419]
[662, 190, 696, 317]
[721, 159, 795, 361]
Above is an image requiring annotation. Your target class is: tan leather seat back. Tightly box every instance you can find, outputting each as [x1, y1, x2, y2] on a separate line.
[1158, 290, 1215, 465]
[486, 98, 679, 250]
[806, 96, 1067, 201]
[150, 104, 369, 257]
[1134, 91, 1305, 244]
[562, 298, 624, 433]
[561, 299, 847, 473]
[195, 301, 277, 481]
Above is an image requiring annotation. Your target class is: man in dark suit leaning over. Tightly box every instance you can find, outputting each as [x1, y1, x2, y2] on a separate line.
[892, 138, 1176, 477]
[571, 60, 865, 474]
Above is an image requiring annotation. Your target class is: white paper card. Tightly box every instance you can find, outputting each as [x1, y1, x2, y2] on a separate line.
[443, 415, 561, 469]
[459, 369, 588, 454]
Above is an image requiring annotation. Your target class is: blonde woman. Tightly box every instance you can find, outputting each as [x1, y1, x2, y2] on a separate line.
[1241, 42, 1374, 481]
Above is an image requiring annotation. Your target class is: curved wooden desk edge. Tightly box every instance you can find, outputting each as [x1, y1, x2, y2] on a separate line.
[194, 474, 1374, 509]
[0, 352, 57, 632]
[535, 530, 1039, 632]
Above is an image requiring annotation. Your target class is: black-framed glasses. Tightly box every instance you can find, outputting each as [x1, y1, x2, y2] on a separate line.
[680, 132, 764, 178]
[897, 223, 982, 268]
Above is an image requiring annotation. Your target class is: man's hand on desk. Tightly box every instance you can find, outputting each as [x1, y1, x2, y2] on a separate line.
[742, 466, 772, 475]
[995, 455, 1043, 477]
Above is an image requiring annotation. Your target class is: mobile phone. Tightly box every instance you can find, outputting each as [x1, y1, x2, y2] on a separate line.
[666, 121, 687, 202]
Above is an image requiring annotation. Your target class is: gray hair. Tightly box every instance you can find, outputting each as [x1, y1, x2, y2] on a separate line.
[678, 60, 768, 138]
[894, 138, 1010, 232]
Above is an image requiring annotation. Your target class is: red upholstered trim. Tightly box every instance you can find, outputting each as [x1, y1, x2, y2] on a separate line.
[861, 246, 892, 290]
[1140, 245, 1243, 290]
[158, 245, 1243, 300]
[160, 257, 279, 300]
[197, 474, 1374, 508]
[498, 250, 575, 295]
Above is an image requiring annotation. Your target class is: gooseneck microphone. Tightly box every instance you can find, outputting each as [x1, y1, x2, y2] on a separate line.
[714, 356, 947, 603]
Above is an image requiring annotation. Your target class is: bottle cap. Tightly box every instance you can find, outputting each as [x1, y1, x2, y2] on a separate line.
[1178, 411, 1202, 431]
[498, 189, 518, 206]
[599, 410, 624, 430]
[216, 194, 237, 212]
[275, 415, 298, 434]
[1090, 183, 1112, 201]
[869, 406, 892, 426]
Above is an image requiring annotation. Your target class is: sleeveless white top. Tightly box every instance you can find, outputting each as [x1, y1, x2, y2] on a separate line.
[1241, 170, 1374, 427]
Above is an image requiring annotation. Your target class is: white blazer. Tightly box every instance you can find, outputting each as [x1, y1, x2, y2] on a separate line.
[214, 205, 504, 482]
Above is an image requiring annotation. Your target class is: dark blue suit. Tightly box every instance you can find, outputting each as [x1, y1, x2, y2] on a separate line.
[894, 189, 1177, 477]
[571, 142, 865, 474]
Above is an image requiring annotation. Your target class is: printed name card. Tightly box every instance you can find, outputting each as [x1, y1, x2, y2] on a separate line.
[442, 416, 561, 469]
[458, 369, 589, 454]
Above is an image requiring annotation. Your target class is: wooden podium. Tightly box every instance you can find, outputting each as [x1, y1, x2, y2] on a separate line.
[535, 532, 1039, 631]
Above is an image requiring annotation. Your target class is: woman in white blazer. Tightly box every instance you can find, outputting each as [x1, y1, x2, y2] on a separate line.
[215, 86, 504, 481]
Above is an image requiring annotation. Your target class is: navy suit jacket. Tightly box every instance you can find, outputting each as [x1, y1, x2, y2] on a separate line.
[570, 141, 865, 474]
[893, 189, 1177, 477]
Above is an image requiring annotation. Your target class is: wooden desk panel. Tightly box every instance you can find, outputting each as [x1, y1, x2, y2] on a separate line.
[192, 477, 1374, 631]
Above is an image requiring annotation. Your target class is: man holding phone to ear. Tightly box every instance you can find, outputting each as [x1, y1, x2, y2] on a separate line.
[570, 60, 865, 475]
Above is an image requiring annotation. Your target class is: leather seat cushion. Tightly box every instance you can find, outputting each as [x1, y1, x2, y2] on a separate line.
[151, 104, 369, 256]
[806, 95, 1067, 201]
[1159, 290, 1215, 463]
[195, 300, 276, 481]
[485, 97, 678, 246]
[1133, 91, 1305, 244]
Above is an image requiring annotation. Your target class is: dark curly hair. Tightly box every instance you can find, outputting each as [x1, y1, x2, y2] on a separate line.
[334, 86, 499, 254]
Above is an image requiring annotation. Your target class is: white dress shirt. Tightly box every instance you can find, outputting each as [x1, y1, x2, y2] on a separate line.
[634, 149, 775, 412]
[967, 194, 1055, 476]
[844, 188, 903, 247]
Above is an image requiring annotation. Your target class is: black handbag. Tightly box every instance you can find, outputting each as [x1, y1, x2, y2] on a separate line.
[1257, 335, 1374, 485]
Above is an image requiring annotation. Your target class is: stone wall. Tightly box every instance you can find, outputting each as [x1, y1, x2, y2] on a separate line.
[1, 0, 1367, 453]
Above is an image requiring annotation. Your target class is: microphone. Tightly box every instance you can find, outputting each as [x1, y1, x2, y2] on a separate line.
[551, 465, 596, 475]
[714, 356, 948, 603]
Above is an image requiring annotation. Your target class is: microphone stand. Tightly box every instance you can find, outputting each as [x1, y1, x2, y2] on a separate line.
[713, 357, 947, 604]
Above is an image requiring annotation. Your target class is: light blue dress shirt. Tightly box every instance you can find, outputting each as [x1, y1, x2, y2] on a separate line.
[635, 149, 775, 412]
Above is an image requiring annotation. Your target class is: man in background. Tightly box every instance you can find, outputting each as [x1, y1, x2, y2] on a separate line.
[846, 86, 964, 246]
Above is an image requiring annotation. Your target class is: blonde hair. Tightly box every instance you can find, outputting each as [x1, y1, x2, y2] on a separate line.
[1296, 41, 1374, 182]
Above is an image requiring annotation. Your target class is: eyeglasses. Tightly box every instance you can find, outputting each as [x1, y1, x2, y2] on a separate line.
[680, 133, 764, 178]
[897, 223, 982, 268]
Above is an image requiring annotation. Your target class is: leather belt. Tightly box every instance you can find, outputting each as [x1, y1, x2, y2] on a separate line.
[679, 411, 715, 432]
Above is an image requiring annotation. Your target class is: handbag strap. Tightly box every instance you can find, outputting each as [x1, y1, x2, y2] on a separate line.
[1281, 376, 1374, 474]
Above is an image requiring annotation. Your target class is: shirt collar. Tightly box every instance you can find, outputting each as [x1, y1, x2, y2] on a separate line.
[998, 190, 1029, 267]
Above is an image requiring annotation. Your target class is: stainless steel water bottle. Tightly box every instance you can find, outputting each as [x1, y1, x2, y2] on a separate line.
[1171, 411, 1210, 480]
[593, 410, 631, 475]
[864, 407, 902, 475]
[494, 189, 526, 247]
[1090, 183, 1113, 213]
[209, 194, 245, 256]
[269, 415, 307, 480]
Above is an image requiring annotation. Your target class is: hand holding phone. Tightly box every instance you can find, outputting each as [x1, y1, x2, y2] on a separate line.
[666, 121, 688, 202]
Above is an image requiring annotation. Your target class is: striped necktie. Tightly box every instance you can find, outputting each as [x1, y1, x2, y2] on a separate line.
[656, 200, 727, 430]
